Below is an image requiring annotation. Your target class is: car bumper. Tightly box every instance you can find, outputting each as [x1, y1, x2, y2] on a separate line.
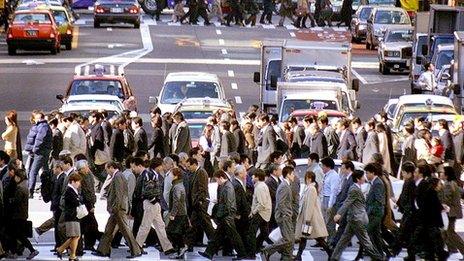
[383, 59, 410, 70]
[7, 38, 57, 50]
[94, 13, 140, 24]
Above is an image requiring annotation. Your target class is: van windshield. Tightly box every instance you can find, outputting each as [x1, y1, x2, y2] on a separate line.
[374, 10, 410, 24]
[435, 50, 453, 70]
[161, 81, 220, 104]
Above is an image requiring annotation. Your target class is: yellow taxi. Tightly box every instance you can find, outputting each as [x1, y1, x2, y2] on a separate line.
[35, 4, 74, 50]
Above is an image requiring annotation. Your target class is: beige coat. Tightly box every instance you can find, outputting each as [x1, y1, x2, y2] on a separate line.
[297, 0, 309, 13]
[295, 183, 328, 239]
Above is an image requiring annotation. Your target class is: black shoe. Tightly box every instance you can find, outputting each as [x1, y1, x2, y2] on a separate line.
[164, 249, 176, 256]
[50, 249, 57, 253]
[198, 251, 213, 260]
[126, 253, 142, 259]
[91, 251, 109, 258]
[311, 242, 322, 247]
[204, 21, 211, 26]
[187, 246, 194, 252]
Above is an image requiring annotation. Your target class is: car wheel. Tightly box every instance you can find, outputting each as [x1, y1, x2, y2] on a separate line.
[366, 39, 370, 50]
[382, 63, 389, 75]
[94, 21, 100, 28]
[379, 62, 383, 73]
[65, 42, 72, 50]
[134, 21, 140, 29]
[140, 0, 157, 16]
[8, 46, 16, 55]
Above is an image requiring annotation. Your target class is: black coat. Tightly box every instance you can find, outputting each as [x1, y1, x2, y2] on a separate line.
[232, 178, 251, 220]
[89, 123, 105, 160]
[79, 172, 96, 211]
[5, 179, 29, 220]
[233, 128, 246, 155]
[51, 172, 65, 212]
[265, 176, 279, 215]
[64, 186, 81, 222]
[416, 178, 444, 228]
[397, 179, 415, 215]
[51, 128, 63, 160]
[110, 128, 125, 162]
[134, 127, 148, 155]
[148, 127, 164, 158]
[190, 168, 209, 208]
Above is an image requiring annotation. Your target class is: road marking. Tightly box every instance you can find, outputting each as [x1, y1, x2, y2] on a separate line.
[218, 39, 225, 45]
[216, 29, 222, 35]
[262, 24, 275, 29]
[235, 96, 242, 104]
[231, 83, 238, 89]
[22, 59, 44, 65]
[108, 44, 114, 49]
[289, 32, 296, 37]
[352, 69, 368, 85]
[72, 26, 79, 49]
[221, 49, 228, 55]
[285, 24, 296, 30]
[224, 58, 230, 61]
[107, 27, 112, 31]
[228, 70, 235, 77]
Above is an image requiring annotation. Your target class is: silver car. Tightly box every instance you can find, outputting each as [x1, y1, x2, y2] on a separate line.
[378, 26, 413, 74]
[351, 5, 373, 43]
[366, 6, 412, 50]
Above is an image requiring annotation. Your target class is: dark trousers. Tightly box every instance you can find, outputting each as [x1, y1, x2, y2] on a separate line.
[80, 212, 100, 250]
[263, 218, 294, 260]
[188, 203, 214, 246]
[166, 216, 189, 250]
[97, 211, 141, 256]
[356, 215, 387, 258]
[204, 219, 246, 258]
[131, 202, 144, 238]
[53, 210, 63, 249]
[6, 219, 34, 254]
[411, 221, 448, 260]
[398, 213, 416, 258]
[330, 215, 347, 247]
[259, 6, 273, 23]
[246, 214, 269, 255]
[443, 217, 464, 254]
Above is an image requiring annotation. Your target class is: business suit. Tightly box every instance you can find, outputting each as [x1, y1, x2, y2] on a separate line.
[204, 180, 246, 258]
[441, 180, 464, 254]
[256, 124, 276, 169]
[323, 126, 339, 159]
[148, 126, 164, 158]
[89, 123, 105, 161]
[167, 122, 177, 156]
[310, 130, 328, 159]
[133, 127, 148, 156]
[440, 129, 456, 162]
[51, 172, 65, 248]
[401, 135, 416, 164]
[355, 127, 367, 162]
[290, 126, 305, 158]
[96, 171, 141, 256]
[109, 128, 125, 163]
[232, 178, 251, 246]
[188, 167, 214, 246]
[233, 128, 246, 155]
[397, 179, 416, 258]
[453, 130, 464, 163]
[330, 173, 354, 246]
[337, 129, 357, 160]
[331, 184, 383, 261]
[172, 121, 191, 154]
[220, 130, 237, 157]
[265, 176, 280, 232]
[263, 180, 294, 260]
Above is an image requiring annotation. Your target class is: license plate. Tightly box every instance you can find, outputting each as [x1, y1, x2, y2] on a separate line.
[111, 7, 123, 13]
[26, 30, 38, 37]
[393, 64, 400, 69]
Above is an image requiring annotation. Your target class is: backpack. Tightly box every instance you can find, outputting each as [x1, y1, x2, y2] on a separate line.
[40, 169, 53, 203]
[142, 172, 160, 203]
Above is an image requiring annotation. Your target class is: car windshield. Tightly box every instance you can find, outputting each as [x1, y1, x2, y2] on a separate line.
[63, 110, 120, 119]
[188, 124, 205, 140]
[359, 7, 373, 20]
[52, 10, 68, 24]
[182, 111, 213, 120]
[265, 60, 282, 91]
[160, 81, 220, 104]
[385, 30, 412, 42]
[281, 99, 338, 121]
[14, 13, 51, 24]
[374, 10, 409, 24]
[436, 50, 454, 70]
[387, 103, 397, 117]
[69, 80, 124, 98]
[399, 111, 456, 127]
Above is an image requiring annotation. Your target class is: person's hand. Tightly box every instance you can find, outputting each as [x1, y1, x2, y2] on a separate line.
[169, 215, 175, 221]
[443, 204, 450, 213]
[90, 208, 95, 213]
[334, 214, 341, 223]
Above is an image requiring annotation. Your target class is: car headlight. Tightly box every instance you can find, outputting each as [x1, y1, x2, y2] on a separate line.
[384, 50, 400, 57]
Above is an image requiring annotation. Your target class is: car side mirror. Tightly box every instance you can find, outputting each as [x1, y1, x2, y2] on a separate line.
[421, 45, 428, 56]
[352, 78, 360, 92]
[56, 94, 64, 102]
[148, 96, 158, 104]
[270, 75, 277, 89]
[253, 72, 260, 83]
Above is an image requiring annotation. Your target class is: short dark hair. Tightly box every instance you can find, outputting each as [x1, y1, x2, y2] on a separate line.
[74, 154, 87, 162]
[320, 157, 335, 169]
[401, 161, 415, 174]
[187, 157, 198, 166]
[308, 153, 319, 162]
[424, 62, 433, 70]
[342, 161, 355, 172]
[68, 172, 82, 183]
[173, 112, 184, 121]
[172, 167, 183, 179]
[253, 169, 266, 181]
[282, 166, 294, 178]
[269, 151, 283, 163]
[222, 160, 234, 171]
[221, 120, 231, 130]
[189, 147, 201, 158]
[106, 161, 120, 170]
[0, 151, 10, 164]
[352, 170, 364, 183]
[417, 164, 432, 178]
[364, 163, 382, 176]
[59, 155, 73, 166]
[134, 151, 148, 159]
[214, 170, 227, 179]
[150, 158, 163, 169]
[351, 117, 361, 125]
[259, 114, 269, 122]
[404, 123, 415, 135]
[131, 157, 145, 167]
[169, 154, 180, 165]
[125, 155, 134, 169]
[240, 154, 250, 164]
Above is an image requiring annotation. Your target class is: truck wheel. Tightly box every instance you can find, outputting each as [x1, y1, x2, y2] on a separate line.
[65, 41, 72, 50]
[94, 21, 100, 28]
[140, 0, 157, 16]
[379, 62, 382, 73]
[51, 46, 57, 55]
[134, 21, 140, 29]
[381, 63, 389, 75]
[8, 46, 16, 55]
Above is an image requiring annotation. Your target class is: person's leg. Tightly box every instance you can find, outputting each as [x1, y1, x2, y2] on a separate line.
[115, 211, 141, 256]
[96, 214, 117, 255]
[257, 217, 269, 251]
[295, 238, 307, 259]
[69, 237, 79, 259]
[150, 203, 173, 252]
[316, 237, 332, 257]
[354, 222, 384, 260]
[224, 221, 246, 257]
[446, 217, 464, 254]
[28, 154, 46, 194]
[245, 214, 259, 256]
[331, 223, 354, 260]
[136, 200, 155, 248]
[57, 238, 73, 254]
[36, 216, 54, 235]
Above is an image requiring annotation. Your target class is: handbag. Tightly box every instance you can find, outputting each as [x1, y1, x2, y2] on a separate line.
[269, 227, 282, 243]
[94, 144, 110, 165]
[76, 204, 89, 219]
[302, 221, 313, 237]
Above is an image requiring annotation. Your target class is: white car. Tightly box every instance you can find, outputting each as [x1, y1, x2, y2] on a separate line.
[150, 72, 226, 114]
[59, 94, 124, 118]
[173, 97, 234, 121]
[377, 26, 413, 74]
[391, 94, 456, 121]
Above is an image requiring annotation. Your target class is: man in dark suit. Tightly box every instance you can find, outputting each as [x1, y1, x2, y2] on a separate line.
[362, 120, 379, 164]
[355, 163, 388, 259]
[51, 160, 65, 250]
[186, 158, 214, 250]
[232, 165, 251, 248]
[264, 163, 281, 233]
[256, 114, 276, 170]
[199, 171, 246, 260]
[88, 112, 106, 188]
[309, 122, 328, 159]
[336, 118, 357, 160]
[172, 112, 191, 154]
[288, 117, 305, 158]
[438, 119, 456, 164]
[148, 116, 165, 158]
[331, 170, 384, 261]
[232, 120, 246, 155]
[397, 162, 416, 258]
[352, 117, 366, 162]
[0, 151, 10, 181]
[109, 117, 126, 163]
[261, 166, 295, 261]
[219, 121, 237, 158]
[318, 116, 339, 159]
[100, 111, 113, 146]
[330, 161, 355, 247]
[93, 161, 141, 259]
[131, 117, 148, 156]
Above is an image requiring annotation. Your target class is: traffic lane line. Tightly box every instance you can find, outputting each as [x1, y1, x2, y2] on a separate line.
[221, 49, 228, 55]
[216, 29, 222, 35]
[231, 83, 238, 89]
[228, 70, 235, 77]
[219, 39, 225, 45]
[352, 69, 368, 85]
[72, 26, 79, 49]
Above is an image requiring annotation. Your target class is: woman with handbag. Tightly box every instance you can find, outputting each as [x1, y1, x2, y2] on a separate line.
[294, 171, 332, 260]
[294, 0, 315, 27]
[56, 173, 83, 261]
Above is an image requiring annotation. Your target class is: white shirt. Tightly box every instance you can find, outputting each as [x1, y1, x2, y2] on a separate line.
[418, 70, 437, 91]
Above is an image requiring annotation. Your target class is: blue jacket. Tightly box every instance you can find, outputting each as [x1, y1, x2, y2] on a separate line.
[26, 120, 52, 156]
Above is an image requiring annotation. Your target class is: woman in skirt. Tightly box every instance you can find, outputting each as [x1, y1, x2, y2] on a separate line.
[57, 173, 82, 261]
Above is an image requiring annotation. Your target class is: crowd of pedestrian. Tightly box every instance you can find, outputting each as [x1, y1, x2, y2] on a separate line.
[0, 104, 462, 260]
